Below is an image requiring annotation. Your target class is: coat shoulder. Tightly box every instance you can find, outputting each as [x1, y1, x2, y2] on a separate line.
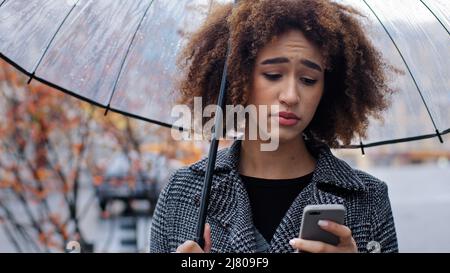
[188, 145, 233, 173]
[160, 144, 237, 208]
[164, 166, 204, 196]
[352, 169, 389, 194]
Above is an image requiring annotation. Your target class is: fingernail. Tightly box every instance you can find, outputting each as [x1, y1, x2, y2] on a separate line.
[318, 220, 328, 227]
[289, 239, 296, 246]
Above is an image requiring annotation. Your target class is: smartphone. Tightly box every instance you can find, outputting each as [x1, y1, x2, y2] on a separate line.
[298, 204, 346, 246]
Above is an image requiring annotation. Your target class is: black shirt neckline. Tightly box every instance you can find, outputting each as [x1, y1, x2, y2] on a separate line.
[239, 172, 314, 187]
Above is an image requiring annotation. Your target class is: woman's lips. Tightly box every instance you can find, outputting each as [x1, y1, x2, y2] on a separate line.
[278, 116, 299, 126]
[277, 112, 300, 126]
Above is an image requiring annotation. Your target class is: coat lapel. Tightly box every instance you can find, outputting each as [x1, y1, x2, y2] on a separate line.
[269, 140, 367, 252]
[225, 169, 257, 252]
[191, 139, 257, 252]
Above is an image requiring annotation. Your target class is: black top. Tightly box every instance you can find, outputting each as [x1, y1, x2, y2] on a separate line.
[240, 172, 313, 243]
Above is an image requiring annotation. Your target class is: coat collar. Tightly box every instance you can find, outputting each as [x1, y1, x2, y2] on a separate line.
[189, 138, 368, 193]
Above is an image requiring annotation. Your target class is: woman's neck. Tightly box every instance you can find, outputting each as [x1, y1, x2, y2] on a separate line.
[239, 135, 317, 179]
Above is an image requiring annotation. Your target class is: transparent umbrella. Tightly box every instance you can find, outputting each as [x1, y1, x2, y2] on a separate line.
[1, 0, 449, 248]
[334, 0, 450, 153]
[0, 0, 448, 147]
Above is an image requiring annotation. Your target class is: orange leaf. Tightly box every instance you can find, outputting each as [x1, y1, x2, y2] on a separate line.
[93, 175, 103, 186]
[36, 168, 49, 181]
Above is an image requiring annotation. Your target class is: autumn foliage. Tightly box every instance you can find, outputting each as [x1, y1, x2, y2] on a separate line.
[0, 60, 203, 252]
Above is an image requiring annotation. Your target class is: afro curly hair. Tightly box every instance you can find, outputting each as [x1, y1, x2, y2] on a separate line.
[177, 0, 396, 147]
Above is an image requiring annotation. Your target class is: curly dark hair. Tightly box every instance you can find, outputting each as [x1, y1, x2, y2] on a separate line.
[177, 0, 396, 147]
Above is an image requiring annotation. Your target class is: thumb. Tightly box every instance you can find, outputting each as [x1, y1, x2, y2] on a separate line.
[203, 223, 212, 253]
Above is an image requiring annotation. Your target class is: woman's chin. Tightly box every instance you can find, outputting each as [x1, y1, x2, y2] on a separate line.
[278, 133, 302, 144]
[265, 127, 302, 144]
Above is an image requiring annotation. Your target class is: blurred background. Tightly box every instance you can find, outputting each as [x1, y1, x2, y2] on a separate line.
[0, 60, 449, 252]
[0, 60, 207, 252]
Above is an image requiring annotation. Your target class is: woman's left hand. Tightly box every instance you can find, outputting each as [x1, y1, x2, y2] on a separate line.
[289, 220, 358, 253]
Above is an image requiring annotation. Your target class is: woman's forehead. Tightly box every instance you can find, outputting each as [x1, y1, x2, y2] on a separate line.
[256, 30, 324, 68]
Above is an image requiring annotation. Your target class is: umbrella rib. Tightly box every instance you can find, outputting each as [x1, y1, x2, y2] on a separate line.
[104, 0, 155, 116]
[362, 0, 443, 144]
[420, 0, 450, 36]
[1, 48, 188, 132]
[0, 49, 188, 132]
[27, 0, 81, 84]
[0, 0, 7, 8]
[208, 0, 214, 14]
[342, 128, 449, 149]
[358, 136, 366, 156]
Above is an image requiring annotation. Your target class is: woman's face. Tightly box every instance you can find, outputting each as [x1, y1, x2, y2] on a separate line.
[248, 29, 325, 144]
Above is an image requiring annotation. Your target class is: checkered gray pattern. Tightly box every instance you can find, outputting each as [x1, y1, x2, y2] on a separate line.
[149, 138, 398, 253]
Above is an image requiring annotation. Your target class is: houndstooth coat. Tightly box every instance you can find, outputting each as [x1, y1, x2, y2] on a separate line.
[149, 138, 398, 253]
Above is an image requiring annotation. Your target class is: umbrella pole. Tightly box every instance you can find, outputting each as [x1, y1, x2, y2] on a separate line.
[195, 44, 232, 249]
[194, 0, 239, 250]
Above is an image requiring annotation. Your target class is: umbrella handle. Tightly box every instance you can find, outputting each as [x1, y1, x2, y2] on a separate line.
[194, 53, 230, 248]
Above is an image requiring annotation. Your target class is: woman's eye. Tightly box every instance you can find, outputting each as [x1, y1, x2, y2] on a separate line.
[301, 78, 318, 86]
[263, 73, 282, 81]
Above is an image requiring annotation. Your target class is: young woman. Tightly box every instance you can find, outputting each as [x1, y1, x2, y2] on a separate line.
[150, 0, 398, 253]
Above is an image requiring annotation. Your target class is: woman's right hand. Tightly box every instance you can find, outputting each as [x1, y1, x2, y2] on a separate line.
[175, 223, 211, 253]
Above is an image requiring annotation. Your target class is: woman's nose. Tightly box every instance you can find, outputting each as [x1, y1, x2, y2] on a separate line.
[278, 75, 299, 106]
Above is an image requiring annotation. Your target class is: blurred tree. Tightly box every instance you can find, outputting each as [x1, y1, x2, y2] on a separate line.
[0, 60, 99, 252]
[0, 60, 204, 252]
[0, 60, 157, 252]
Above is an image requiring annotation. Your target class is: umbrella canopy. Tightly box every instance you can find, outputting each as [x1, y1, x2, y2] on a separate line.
[0, 0, 449, 149]
[0, 0, 218, 129]
[335, 0, 450, 150]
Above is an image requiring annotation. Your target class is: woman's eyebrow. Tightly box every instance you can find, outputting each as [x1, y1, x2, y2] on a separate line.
[300, 59, 323, 72]
[260, 57, 290, 65]
[260, 57, 323, 72]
